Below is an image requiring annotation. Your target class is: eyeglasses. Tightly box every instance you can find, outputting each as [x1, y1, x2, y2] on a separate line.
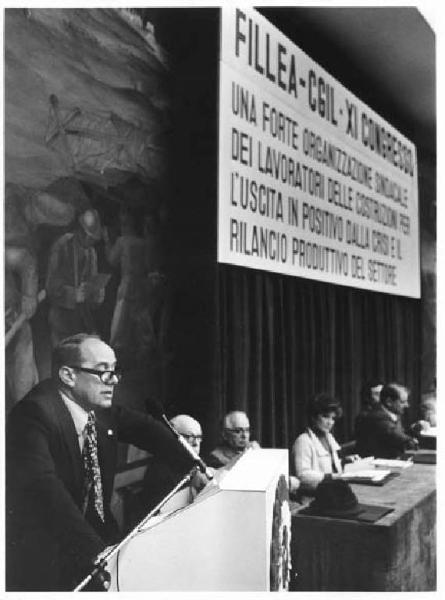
[181, 433, 203, 442]
[68, 366, 122, 384]
[225, 427, 250, 435]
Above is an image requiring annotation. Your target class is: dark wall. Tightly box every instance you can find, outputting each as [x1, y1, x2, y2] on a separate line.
[259, 6, 436, 395]
[155, 10, 220, 445]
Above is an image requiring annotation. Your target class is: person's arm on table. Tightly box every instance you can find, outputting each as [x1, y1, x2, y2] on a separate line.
[377, 418, 418, 453]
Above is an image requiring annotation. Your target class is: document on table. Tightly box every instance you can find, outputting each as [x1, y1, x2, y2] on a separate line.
[344, 456, 375, 472]
[420, 426, 437, 438]
[372, 458, 413, 469]
[340, 469, 391, 483]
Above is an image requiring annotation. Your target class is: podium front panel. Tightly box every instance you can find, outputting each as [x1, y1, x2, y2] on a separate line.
[107, 448, 289, 590]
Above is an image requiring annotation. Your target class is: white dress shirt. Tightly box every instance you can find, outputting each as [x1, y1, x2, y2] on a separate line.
[381, 404, 398, 422]
[60, 390, 89, 452]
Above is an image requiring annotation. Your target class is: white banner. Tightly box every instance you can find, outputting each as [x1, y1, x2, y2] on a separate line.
[218, 7, 420, 298]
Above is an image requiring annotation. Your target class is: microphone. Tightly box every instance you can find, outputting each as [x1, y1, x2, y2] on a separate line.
[146, 399, 213, 480]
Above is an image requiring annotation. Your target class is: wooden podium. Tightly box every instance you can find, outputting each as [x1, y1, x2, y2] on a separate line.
[107, 448, 290, 591]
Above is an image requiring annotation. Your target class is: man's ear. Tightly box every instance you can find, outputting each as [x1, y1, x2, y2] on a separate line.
[59, 365, 76, 388]
[384, 399, 394, 412]
[221, 428, 229, 443]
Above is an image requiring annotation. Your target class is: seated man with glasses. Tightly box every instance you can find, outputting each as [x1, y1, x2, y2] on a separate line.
[207, 410, 260, 469]
[138, 414, 206, 517]
[6, 333, 197, 592]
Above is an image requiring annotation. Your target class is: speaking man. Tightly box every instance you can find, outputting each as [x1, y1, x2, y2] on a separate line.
[6, 333, 196, 591]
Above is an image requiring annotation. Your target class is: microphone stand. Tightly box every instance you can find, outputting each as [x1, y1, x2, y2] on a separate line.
[73, 469, 195, 592]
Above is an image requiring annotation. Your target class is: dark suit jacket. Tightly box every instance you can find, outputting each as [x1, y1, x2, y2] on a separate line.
[355, 404, 417, 459]
[6, 379, 194, 591]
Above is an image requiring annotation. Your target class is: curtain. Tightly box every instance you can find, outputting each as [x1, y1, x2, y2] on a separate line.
[215, 264, 421, 449]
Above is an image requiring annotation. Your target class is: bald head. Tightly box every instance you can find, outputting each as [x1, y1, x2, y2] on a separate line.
[222, 411, 251, 451]
[223, 411, 248, 429]
[170, 414, 202, 454]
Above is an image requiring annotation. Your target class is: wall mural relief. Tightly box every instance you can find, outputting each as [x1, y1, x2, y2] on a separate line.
[4, 9, 174, 435]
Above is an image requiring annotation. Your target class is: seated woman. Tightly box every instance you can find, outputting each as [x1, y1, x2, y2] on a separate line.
[292, 393, 353, 492]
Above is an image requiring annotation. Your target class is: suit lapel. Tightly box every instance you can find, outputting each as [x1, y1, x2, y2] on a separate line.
[308, 428, 327, 457]
[308, 428, 342, 473]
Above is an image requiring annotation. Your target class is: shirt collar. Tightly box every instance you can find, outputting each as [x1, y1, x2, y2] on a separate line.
[60, 389, 89, 436]
[307, 427, 340, 452]
[381, 403, 398, 422]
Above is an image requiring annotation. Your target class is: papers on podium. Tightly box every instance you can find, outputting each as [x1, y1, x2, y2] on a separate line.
[107, 448, 290, 591]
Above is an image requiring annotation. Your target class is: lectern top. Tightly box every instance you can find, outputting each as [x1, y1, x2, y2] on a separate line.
[219, 448, 288, 491]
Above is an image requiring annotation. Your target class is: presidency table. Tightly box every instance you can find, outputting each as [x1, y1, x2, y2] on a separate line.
[290, 462, 436, 591]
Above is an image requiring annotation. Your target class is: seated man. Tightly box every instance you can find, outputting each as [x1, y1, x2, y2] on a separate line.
[410, 392, 436, 448]
[420, 395, 437, 427]
[412, 392, 437, 431]
[139, 414, 205, 515]
[355, 382, 418, 458]
[207, 410, 260, 468]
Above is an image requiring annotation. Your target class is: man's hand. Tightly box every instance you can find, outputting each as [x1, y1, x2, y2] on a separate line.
[191, 467, 214, 492]
[343, 454, 361, 464]
[78, 545, 115, 591]
[411, 420, 430, 436]
[97, 545, 116, 562]
[408, 436, 419, 450]
[81, 564, 111, 592]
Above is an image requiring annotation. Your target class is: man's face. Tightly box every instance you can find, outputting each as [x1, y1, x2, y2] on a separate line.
[223, 413, 251, 451]
[177, 421, 203, 454]
[387, 390, 409, 415]
[69, 338, 118, 411]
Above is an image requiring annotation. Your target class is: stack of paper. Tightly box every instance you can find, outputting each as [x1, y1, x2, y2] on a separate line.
[340, 469, 391, 483]
[344, 456, 375, 473]
[372, 458, 413, 469]
[420, 426, 437, 438]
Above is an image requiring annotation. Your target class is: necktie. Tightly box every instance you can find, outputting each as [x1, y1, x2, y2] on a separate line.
[82, 411, 105, 522]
